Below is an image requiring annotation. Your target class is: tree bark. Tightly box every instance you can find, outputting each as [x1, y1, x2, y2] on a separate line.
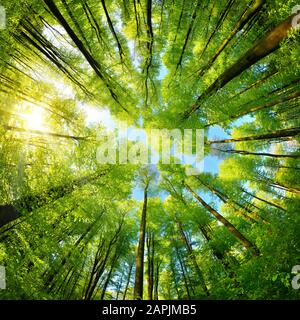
[183, 13, 298, 118]
[0, 171, 108, 229]
[197, 0, 265, 77]
[196, 177, 266, 224]
[241, 188, 286, 212]
[123, 261, 133, 300]
[184, 182, 259, 256]
[206, 90, 300, 127]
[100, 250, 120, 300]
[100, 0, 124, 62]
[83, 217, 124, 300]
[211, 147, 300, 159]
[3, 125, 88, 141]
[153, 260, 160, 300]
[207, 127, 300, 144]
[175, 245, 191, 300]
[176, 219, 209, 296]
[175, 0, 201, 71]
[133, 184, 148, 299]
[43, 0, 128, 112]
[146, 230, 154, 300]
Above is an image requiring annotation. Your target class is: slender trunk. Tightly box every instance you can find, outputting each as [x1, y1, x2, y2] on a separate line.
[65, 253, 88, 299]
[3, 125, 88, 141]
[183, 13, 298, 118]
[61, 0, 91, 52]
[100, 251, 120, 300]
[206, 90, 300, 127]
[207, 127, 300, 144]
[212, 147, 300, 159]
[170, 258, 180, 299]
[199, 224, 211, 242]
[241, 188, 286, 212]
[270, 181, 300, 195]
[144, 0, 154, 106]
[177, 219, 209, 296]
[43, 0, 127, 111]
[133, 184, 148, 300]
[175, 0, 201, 71]
[173, 0, 185, 43]
[263, 165, 300, 171]
[84, 220, 124, 300]
[123, 261, 133, 300]
[83, 239, 106, 300]
[197, 0, 265, 76]
[198, 224, 225, 260]
[196, 177, 265, 224]
[0, 171, 108, 228]
[154, 260, 160, 300]
[146, 230, 154, 300]
[116, 274, 123, 300]
[184, 182, 259, 256]
[198, 0, 235, 62]
[44, 219, 99, 291]
[100, 0, 124, 62]
[175, 246, 191, 300]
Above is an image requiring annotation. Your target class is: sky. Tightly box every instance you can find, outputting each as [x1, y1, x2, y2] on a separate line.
[41, 23, 235, 198]
[38, 25, 248, 206]
[78, 104, 232, 203]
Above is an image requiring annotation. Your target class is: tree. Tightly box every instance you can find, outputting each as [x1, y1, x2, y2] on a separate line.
[133, 166, 158, 300]
[0, 0, 299, 301]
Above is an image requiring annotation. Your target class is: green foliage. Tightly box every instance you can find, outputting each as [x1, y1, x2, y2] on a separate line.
[0, 0, 299, 300]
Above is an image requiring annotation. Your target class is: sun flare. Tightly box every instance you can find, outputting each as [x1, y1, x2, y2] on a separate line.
[22, 108, 45, 131]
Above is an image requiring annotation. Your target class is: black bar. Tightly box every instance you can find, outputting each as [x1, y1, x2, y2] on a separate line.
[0, 300, 299, 319]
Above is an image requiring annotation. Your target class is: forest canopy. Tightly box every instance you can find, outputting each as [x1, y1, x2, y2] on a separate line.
[0, 0, 299, 300]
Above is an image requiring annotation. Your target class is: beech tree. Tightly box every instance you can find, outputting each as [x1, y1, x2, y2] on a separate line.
[0, 0, 299, 300]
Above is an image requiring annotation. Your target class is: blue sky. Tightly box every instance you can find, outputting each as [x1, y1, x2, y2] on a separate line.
[78, 73, 252, 205]
[79, 103, 232, 202]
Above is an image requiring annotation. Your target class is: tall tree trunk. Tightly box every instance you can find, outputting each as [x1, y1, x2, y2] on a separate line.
[123, 261, 133, 300]
[84, 219, 124, 300]
[3, 125, 88, 141]
[44, 217, 100, 291]
[61, 0, 92, 52]
[100, 250, 120, 300]
[196, 177, 264, 224]
[206, 90, 300, 127]
[207, 127, 300, 144]
[175, 245, 191, 300]
[241, 188, 286, 211]
[133, 184, 148, 300]
[183, 13, 298, 118]
[0, 171, 108, 228]
[146, 230, 154, 300]
[175, 0, 201, 71]
[43, 0, 128, 112]
[153, 260, 161, 300]
[176, 219, 210, 296]
[116, 274, 123, 300]
[211, 147, 300, 159]
[170, 258, 180, 299]
[198, 0, 235, 62]
[184, 182, 259, 256]
[197, 0, 265, 77]
[100, 0, 124, 62]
